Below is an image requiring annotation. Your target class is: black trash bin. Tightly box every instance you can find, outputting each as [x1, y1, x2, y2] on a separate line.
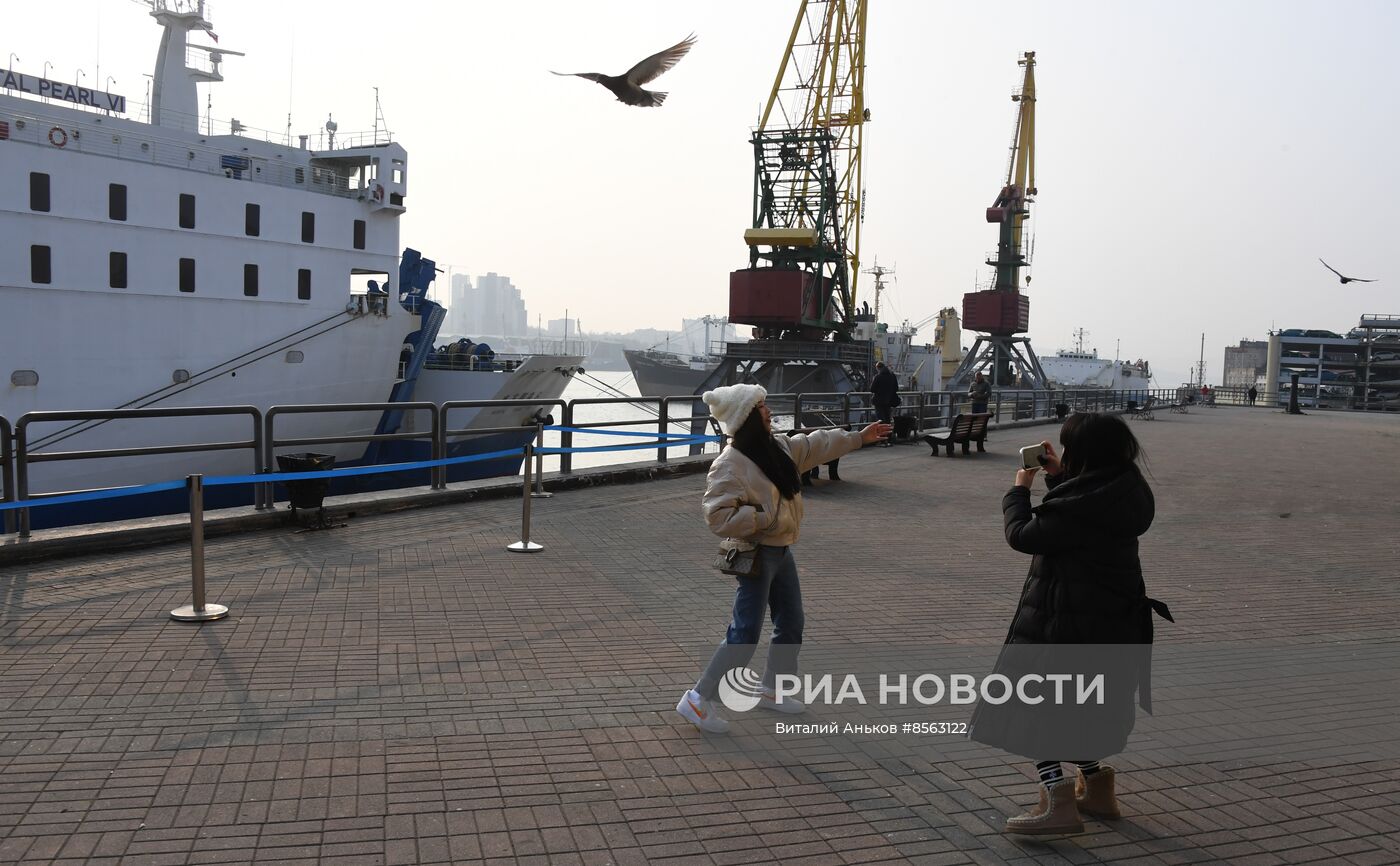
[276, 452, 335, 510]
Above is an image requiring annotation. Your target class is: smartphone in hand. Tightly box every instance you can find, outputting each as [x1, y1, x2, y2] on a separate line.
[1019, 444, 1048, 471]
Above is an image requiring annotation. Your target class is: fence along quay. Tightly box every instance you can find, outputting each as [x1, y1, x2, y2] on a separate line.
[0, 386, 1168, 550]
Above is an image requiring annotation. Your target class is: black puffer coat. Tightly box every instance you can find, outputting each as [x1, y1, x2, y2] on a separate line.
[969, 465, 1173, 760]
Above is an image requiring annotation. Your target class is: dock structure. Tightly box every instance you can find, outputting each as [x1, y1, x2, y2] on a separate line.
[2, 409, 1399, 864]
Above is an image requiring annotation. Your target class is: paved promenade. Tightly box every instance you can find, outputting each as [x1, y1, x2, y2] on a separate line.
[2, 407, 1399, 865]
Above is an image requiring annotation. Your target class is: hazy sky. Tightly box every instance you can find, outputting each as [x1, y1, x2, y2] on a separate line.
[9, 0, 1398, 386]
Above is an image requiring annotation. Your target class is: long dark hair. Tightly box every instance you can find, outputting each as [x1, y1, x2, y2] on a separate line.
[1058, 412, 1146, 479]
[731, 408, 802, 499]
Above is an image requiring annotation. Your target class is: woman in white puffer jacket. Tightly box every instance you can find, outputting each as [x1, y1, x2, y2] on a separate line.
[676, 383, 890, 734]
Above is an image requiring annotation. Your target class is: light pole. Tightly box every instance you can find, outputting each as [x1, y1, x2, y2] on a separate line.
[7, 53, 18, 71]
[104, 77, 117, 114]
[42, 60, 52, 103]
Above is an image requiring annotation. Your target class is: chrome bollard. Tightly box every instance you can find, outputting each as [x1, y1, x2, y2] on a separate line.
[508, 445, 544, 553]
[170, 475, 229, 622]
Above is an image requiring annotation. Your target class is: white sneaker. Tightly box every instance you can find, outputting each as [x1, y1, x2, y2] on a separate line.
[758, 688, 806, 714]
[676, 689, 731, 734]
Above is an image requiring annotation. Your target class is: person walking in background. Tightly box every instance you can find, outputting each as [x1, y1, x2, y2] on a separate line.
[676, 384, 891, 734]
[970, 413, 1173, 835]
[1247, 385, 1258, 406]
[969, 371, 992, 414]
[870, 361, 899, 446]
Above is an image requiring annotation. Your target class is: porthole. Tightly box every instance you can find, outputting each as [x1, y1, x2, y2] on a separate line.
[10, 370, 39, 387]
[172, 369, 191, 383]
[285, 350, 304, 364]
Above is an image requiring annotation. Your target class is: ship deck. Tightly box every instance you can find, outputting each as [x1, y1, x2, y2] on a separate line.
[2, 406, 1398, 864]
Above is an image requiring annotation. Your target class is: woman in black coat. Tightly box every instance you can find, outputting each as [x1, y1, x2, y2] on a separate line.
[970, 413, 1172, 836]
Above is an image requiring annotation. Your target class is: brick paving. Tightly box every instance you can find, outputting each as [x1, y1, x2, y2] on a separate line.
[2, 406, 1398, 865]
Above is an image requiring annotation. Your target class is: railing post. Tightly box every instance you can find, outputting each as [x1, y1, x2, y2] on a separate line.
[842, 392, 852, 430]
[560, 402, 574, 475]
[1, 419, 13, 536]
[16, 422, 30, 539]
[508, 443, 544, 553]
[432, 405, 446, 490]
[170, 474, 228, 622]
[794, 393, 804, 431]
[531, 423, 552, 498]
[658, 398, 669, 464]
[916, 391, 926, 434]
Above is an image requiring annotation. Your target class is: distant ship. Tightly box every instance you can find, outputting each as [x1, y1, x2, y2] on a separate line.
[1038, 330, 1152, 389]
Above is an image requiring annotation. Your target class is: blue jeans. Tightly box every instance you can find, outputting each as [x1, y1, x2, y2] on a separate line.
[696, 545, 804, 700]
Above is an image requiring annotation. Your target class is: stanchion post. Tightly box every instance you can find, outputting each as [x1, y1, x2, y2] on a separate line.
[508, 445, 543, 553]
[531, 423, 552, 498]
[171, 474, 229, 622]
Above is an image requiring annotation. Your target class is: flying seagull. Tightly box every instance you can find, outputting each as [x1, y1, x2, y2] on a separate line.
[552, 34, 697, 108]
[1319, 258, 1377, 284]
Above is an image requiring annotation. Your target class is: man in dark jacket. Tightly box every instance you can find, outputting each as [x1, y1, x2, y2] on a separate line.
[869, 362, 899, 446]
[970, 413, 1172, 836]
[969, 371, 992, 414]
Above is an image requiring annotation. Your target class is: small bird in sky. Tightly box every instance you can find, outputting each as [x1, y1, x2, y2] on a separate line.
[552, 34, 697, 108]
[1319, 258, 1377, 284]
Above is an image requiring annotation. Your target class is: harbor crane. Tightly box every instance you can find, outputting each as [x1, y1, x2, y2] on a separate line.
[694, 0, 874, 397]
[946, 51, 1051, 391]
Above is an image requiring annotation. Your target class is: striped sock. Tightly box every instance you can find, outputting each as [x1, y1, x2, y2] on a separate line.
[1035, 761, 1064, 788]
[1073, 760, 1102, 776]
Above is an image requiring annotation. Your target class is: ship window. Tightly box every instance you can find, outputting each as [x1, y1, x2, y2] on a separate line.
[109, 184, 127, 221]
[301, 211, 315, 243]
[179, 257, 195, 293]
[29, 172, 50, 212]
[245, 203, 260, 236]
[353, 219, 366, 250]
[294, 167, 304, 184]
[179, 193, 196, 229]
[297, 268, 311, 300]
[110, 252, 128, 289]
[244, 263, 259, 297]
[31, 245, 52, 284]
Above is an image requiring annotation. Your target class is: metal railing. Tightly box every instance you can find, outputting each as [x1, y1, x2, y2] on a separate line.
[264, 402, 440, 496]
[11, 406, 263, 537]
[3, 105, 359, 198]
[1, 387, 1205, 537]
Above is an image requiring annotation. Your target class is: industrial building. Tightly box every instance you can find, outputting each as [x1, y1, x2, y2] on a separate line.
[1263, 314, 1400, 409]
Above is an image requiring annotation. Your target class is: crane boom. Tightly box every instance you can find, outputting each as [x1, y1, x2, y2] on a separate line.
[759, 0, 868, 305]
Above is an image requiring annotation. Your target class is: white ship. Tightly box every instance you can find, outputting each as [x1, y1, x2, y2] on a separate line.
[1, 1, 580, 527]
[1038, 330, 1152, 389]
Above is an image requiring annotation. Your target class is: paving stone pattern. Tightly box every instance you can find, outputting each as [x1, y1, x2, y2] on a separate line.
[2, 407, 1399, 864]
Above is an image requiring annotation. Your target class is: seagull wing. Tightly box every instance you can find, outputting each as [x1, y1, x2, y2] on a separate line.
[551, 71, 608, 84]
[1319, 258, 1345, 278]
[624, 34, 697, 86]
[1349, 277, 1378, 283]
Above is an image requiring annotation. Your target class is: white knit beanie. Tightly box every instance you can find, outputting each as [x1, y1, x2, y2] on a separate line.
[703, 383, 767, 436]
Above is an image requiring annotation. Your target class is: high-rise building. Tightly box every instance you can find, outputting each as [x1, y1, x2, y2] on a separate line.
[443, 272, 528, 337]
[1223, 339, 1268, 387]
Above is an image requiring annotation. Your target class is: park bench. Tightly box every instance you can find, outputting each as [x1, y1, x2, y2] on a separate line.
[921, 412, 991, 457]
[1128, 398, 1156, 421]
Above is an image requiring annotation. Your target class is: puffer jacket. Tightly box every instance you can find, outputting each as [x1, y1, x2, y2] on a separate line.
[703, 429, 864, 547]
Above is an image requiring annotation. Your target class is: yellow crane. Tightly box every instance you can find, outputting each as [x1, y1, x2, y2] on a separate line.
[733, 0, 869, 341]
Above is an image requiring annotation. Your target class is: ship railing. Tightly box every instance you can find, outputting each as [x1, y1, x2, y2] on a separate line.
[7, 406, 264, 538]
[1, 105, 357, 198]
[422, 352, 525, 373]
